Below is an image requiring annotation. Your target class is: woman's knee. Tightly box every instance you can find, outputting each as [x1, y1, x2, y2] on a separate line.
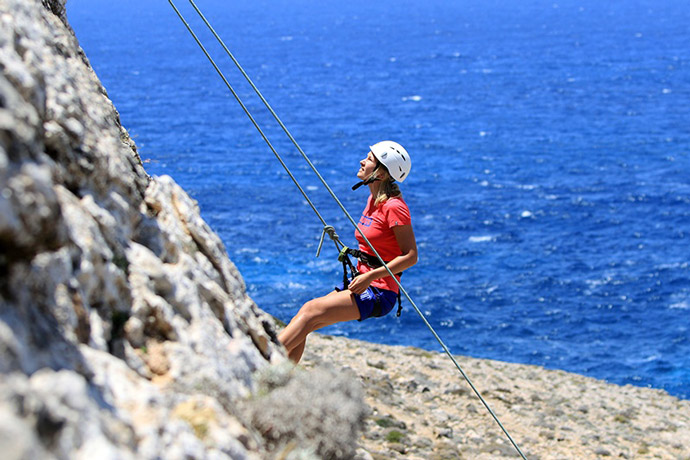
[295, 291, 357, 333]
[302, 296, 344, 332]
[298, 299, 325, 328]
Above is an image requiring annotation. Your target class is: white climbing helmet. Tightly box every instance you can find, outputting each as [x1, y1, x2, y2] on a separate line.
[370, 141, 411, 182]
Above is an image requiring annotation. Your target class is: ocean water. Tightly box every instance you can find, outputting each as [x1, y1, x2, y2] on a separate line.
[67, 0, 689, 399]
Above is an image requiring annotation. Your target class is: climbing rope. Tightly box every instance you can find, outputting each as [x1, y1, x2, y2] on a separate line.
[167, 2, 528, 459]
[167, 0, 343, 257]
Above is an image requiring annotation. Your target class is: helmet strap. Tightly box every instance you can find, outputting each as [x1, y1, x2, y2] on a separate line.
[351, 176, 380, 191]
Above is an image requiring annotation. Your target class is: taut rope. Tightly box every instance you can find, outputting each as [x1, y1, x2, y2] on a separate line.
[167, 2, 528, 458]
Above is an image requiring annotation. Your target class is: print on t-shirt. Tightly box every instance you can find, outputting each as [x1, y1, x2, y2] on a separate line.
[359, 216, 373, 227]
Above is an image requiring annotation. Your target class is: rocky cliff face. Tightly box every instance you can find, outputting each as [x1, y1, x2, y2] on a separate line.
[0, 1, 366, 458]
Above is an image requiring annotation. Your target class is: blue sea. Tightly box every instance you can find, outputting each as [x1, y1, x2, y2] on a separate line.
[67, 0, 689, 399]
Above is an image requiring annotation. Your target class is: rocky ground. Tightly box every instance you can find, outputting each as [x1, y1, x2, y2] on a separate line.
[301, 333, 690, 460]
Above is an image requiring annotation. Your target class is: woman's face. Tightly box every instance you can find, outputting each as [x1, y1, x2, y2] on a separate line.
[357, 151, 378, 180]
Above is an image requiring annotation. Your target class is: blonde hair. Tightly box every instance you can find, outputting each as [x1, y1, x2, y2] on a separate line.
[369, 164, 402, 207]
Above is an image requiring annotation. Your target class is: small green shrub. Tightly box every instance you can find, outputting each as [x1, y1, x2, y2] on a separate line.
[386, 430, 404, 443]
[375, 417, 395, 428]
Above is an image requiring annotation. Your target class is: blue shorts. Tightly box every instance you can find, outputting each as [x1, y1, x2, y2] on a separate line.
[335, 281, 398, 321]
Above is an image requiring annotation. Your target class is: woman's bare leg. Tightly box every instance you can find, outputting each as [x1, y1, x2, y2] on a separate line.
[279, 289, 360, 363]
[287, 340, 306, 363]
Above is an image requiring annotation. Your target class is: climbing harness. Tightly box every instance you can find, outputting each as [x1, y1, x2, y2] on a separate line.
[340, 247, 404, 317]
[166, 2, 528, 459]
[337, 246, 360, 290]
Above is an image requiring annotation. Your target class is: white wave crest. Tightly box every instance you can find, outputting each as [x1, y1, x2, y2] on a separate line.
[670, 300, 689, 310]
[468, 235, 494, 243]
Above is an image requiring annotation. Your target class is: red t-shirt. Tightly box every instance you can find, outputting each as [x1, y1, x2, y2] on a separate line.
[355, 195, 412, 293]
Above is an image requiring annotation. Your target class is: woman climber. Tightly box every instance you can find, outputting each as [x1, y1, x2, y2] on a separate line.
[278, 141, 418, 363]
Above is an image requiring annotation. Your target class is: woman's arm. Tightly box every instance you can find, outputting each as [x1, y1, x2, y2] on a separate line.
[348, 224, 418, 294]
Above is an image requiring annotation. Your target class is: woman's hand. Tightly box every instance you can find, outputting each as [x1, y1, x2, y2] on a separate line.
[348, 272, 374, 295]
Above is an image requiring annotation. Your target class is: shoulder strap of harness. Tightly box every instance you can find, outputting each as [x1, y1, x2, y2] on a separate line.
[338, 246, 359, 289]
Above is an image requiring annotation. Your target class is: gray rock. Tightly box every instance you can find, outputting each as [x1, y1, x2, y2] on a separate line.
[0, 0, 366, 458]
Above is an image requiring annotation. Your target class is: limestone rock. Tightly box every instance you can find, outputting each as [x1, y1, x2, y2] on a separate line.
[0, 0, 366, 458]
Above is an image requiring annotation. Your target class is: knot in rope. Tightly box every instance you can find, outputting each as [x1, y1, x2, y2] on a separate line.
[316, 225, 340, 257]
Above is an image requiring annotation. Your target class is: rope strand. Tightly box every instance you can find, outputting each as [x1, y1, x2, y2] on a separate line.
[168, 3, 527, 458]
[167, 0, 341, 256]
